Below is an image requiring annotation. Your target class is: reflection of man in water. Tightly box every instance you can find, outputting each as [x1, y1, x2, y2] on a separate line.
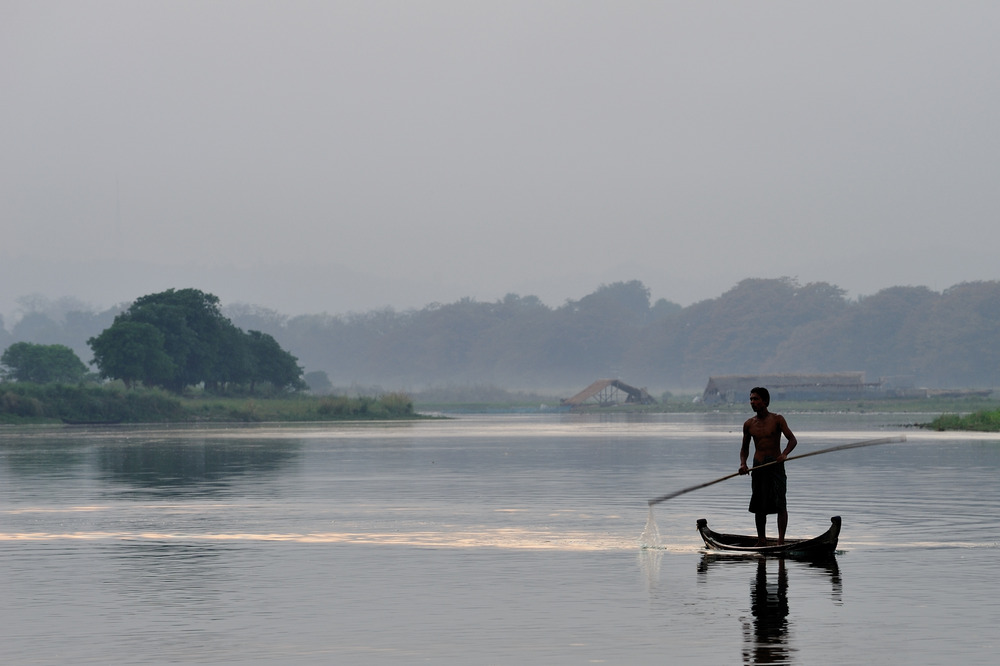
[738, 387, 797, 545]
[744, 558, 790, 664]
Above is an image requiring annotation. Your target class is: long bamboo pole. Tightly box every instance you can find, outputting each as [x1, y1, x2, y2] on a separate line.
[647, 435, 906, 506]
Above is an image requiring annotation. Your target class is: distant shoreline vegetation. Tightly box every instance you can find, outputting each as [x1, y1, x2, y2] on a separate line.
[925, 409, 1000, 432]
[0, 383, 420, 425]
[410, 389, 1000, 427]
[4, 382, 999, 430]
[8, 278, 1000, 395]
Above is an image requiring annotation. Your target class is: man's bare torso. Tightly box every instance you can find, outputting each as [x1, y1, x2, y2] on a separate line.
[743, 413, 788, 463]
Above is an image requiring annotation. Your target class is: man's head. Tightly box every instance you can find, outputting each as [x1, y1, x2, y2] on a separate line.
[750, 387, 770, 407]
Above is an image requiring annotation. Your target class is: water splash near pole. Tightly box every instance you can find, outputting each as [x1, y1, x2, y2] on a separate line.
[639, 505, 661, 548]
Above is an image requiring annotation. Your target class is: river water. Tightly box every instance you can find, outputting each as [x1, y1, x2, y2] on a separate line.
[1, 413, 997, 664]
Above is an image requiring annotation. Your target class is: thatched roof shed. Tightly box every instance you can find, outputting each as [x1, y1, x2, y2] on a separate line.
[702, 373, 878, 404]
[563, 379, 656, 407]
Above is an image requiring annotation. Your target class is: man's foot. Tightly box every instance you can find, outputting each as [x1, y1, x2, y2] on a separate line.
[754, 539, 767, 547]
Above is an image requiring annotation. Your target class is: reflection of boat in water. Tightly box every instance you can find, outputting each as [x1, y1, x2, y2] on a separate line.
[697, 516, 841, 557]
[696, 551, 843, 663]
[698, 551, 842, 599]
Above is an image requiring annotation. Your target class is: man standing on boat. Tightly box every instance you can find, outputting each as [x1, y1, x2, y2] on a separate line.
[738, 387, 797, 546]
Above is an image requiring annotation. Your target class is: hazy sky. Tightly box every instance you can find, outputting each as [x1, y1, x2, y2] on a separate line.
[3, 1, 999, 320]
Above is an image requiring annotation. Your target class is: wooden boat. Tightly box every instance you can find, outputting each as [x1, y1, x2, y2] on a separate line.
[696, 516, 841, 557]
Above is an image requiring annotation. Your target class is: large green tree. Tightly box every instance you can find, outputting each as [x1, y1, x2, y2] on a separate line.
[1, 342, 88, 383]
[88, 288, 303, 393]
[88, 321, 177, 388]
[244, 330, 305, 392]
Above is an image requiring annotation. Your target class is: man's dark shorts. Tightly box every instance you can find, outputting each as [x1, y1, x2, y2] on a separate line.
[748, 458, 786, 515]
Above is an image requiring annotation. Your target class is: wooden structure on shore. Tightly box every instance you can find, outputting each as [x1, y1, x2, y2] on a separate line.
[702, 373, 880, 404]
[562, 379, 656, 407]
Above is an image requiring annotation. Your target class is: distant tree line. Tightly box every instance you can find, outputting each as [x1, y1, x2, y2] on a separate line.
[3, 278, 1000, 391]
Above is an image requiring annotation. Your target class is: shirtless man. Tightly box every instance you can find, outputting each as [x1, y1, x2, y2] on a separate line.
[738, 387, 797, 545]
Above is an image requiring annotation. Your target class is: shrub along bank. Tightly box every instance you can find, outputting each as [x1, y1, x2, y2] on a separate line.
[926, 409, 1000, 431]
[0, 383, 418, 424]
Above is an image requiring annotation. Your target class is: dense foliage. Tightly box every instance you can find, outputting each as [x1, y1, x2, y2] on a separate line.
[0, 383, 184, 423]
[0, 383, 415, 424]
[926, 409, 1000, 432]
[6, 278, 1000, 392]
[1, 342, 88, 383]
[87, 288, 304, 394]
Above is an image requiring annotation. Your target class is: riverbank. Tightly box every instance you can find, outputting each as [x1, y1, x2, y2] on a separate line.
[416, 392, 1000, 414]
[5, 382, 999, 429]
[0, 383, 423, 425]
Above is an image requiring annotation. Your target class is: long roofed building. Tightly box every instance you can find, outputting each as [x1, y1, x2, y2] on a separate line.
[702, 372, 880, 404]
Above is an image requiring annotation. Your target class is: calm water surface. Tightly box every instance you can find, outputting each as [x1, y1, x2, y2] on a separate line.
[1, 413, 998, 664]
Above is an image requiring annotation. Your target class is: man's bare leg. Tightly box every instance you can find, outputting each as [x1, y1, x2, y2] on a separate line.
[777, 510, 788, 545]
[755, 513, 767, 546]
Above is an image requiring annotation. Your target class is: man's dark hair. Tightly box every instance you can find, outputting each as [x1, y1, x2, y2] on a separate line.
[751, 387, 770, 406]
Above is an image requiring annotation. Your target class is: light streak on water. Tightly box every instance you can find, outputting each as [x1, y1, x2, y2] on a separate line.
[0, 528, 640, 551]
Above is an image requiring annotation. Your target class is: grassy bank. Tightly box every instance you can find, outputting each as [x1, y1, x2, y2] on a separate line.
[0, 383, 421, 424]
[183, 391, 420, 422]
[5, 382, 997, 429]
[925, 409, 1000, 432]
